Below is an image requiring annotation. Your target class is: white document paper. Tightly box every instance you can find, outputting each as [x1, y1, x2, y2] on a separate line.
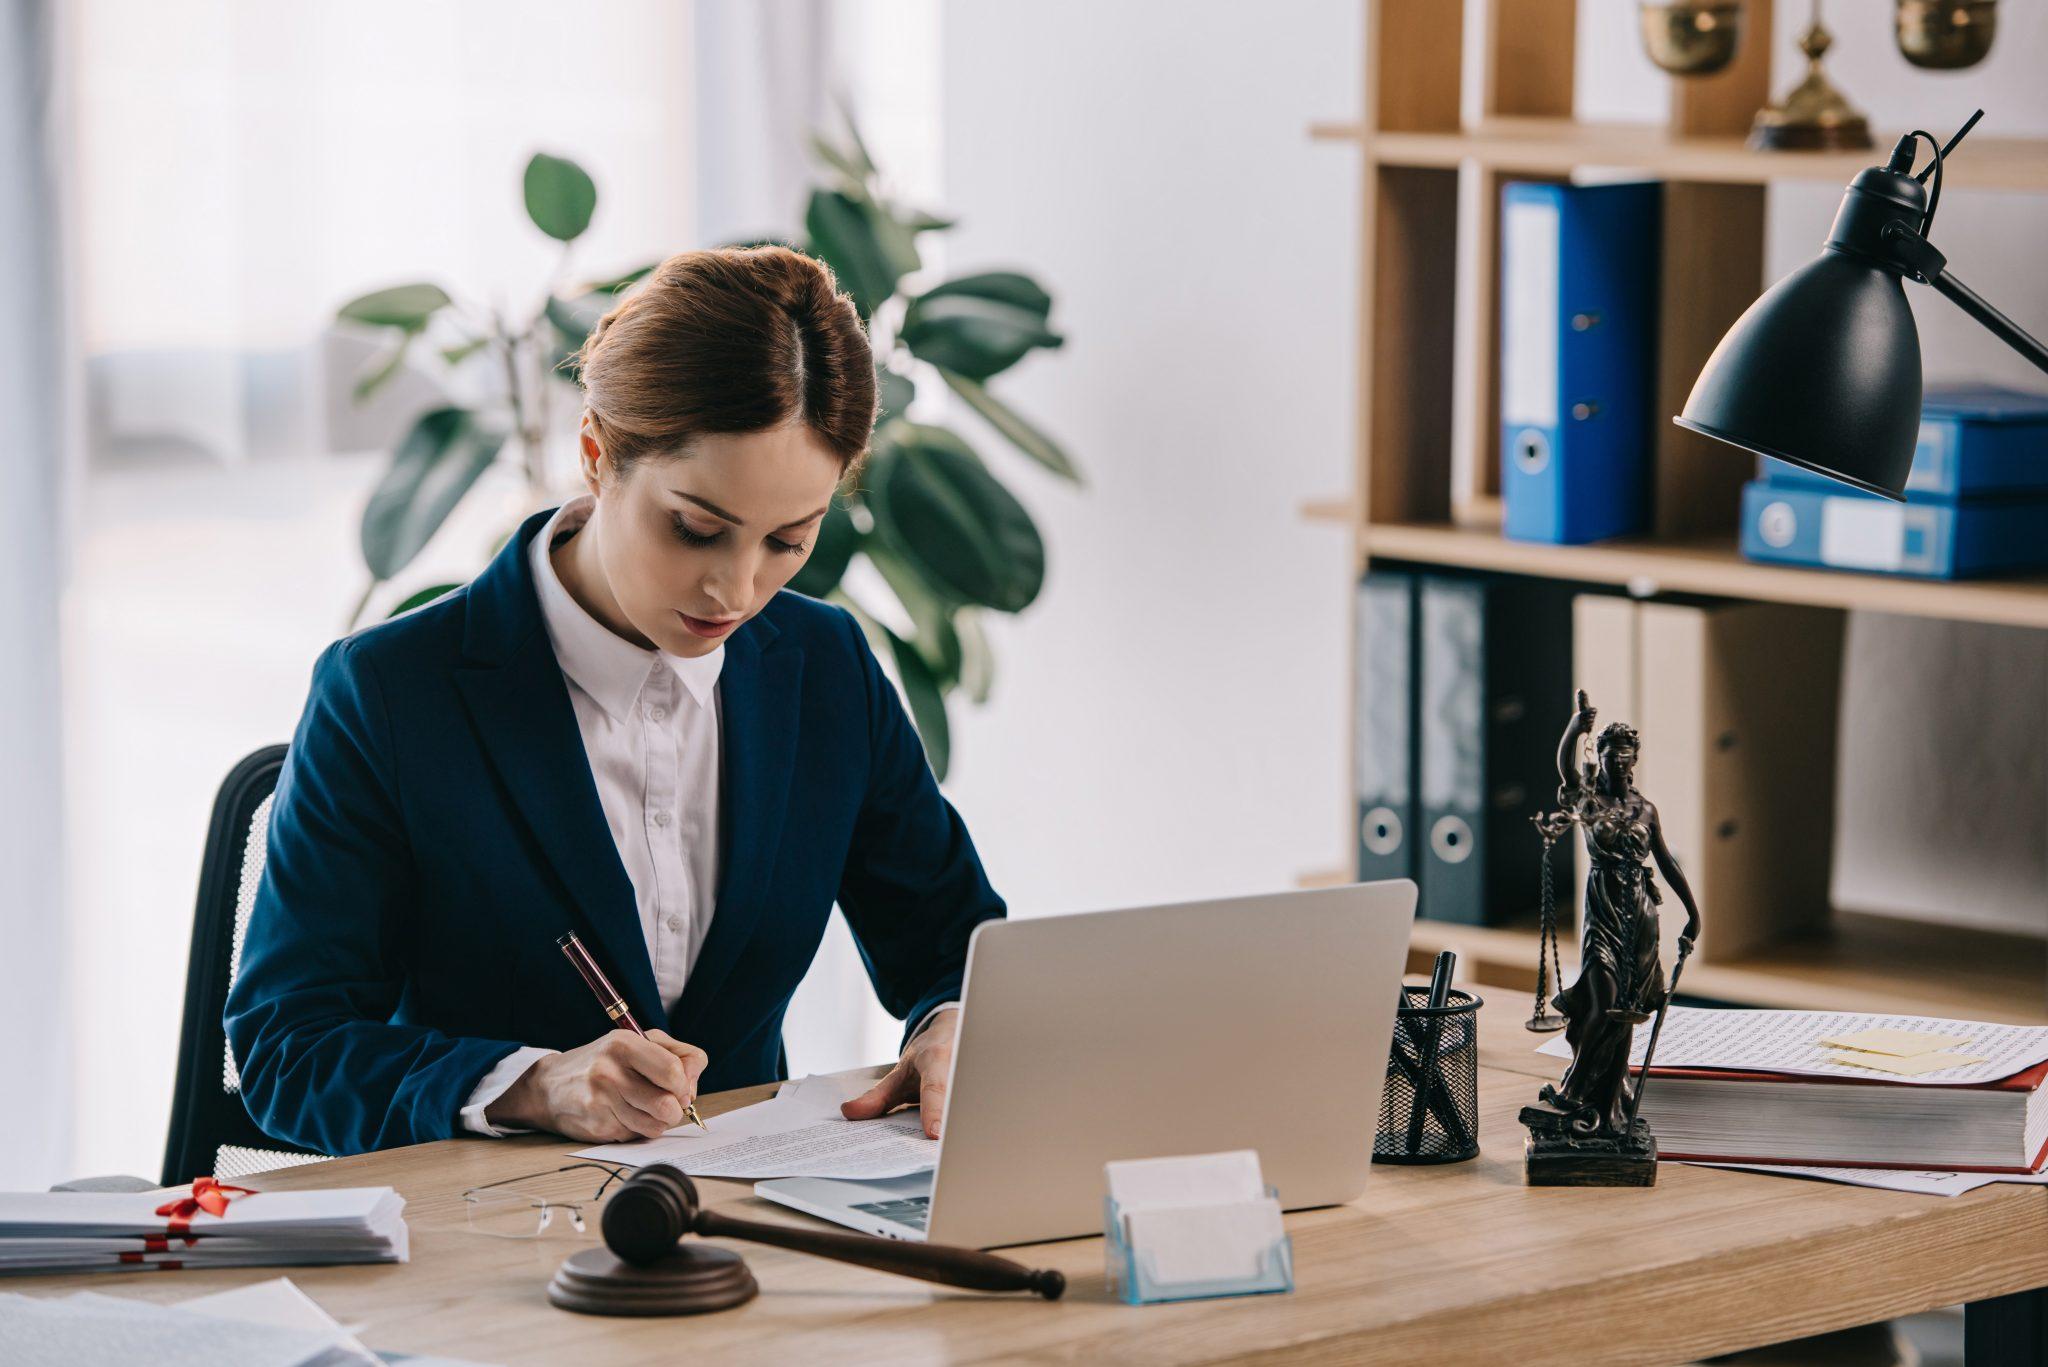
[0, 1290, 349, 1367]
[1688, 1161, 2048, 1197]
[1685, 1162, 2000, 1197]
[182, 1278, 380, 1365]
[574, 1069, 939, 1180]
[1535, 1008, 2048, 1087]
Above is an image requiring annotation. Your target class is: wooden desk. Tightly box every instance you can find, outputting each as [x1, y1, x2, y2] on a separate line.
[22, 1002, 2048, 1365]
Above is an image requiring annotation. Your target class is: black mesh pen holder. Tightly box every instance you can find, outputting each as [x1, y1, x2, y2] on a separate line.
[1373, 986, 1482, 1165]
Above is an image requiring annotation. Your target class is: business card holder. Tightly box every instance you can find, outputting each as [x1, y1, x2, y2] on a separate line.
[1102, 1188, 1294, 1305]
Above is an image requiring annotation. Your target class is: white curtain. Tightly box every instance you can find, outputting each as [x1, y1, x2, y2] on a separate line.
[0, 0, 72, 1190]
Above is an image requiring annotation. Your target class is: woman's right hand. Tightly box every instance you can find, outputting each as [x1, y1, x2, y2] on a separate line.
[486, 1029, 709, 1142]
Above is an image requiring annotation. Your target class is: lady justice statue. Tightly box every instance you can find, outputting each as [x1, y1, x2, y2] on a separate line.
[1518, 689, 1702, 1186]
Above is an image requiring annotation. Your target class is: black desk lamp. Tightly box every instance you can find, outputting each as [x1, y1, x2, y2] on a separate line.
[1676, 111, 2048, 501]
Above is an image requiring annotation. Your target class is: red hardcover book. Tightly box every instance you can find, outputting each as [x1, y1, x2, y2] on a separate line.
[1639, 1058, 2048, 1173]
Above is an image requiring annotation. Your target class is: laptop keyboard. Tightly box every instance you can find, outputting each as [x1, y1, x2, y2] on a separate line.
[850, 1195, 931, 1231]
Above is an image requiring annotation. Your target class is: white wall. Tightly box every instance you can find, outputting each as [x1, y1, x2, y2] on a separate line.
[931, 3, 1361, 918]
[926, 0, 2045, 948]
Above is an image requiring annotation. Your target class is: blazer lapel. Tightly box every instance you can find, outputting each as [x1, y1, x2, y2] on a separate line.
[453, 512, 663, 1030]
[673, 619, 803, 1036]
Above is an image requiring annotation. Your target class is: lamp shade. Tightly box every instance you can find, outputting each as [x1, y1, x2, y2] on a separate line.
[1675, 250, 1923, 500]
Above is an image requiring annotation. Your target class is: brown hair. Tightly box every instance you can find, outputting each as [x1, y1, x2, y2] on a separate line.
[572, 245, 876, 478]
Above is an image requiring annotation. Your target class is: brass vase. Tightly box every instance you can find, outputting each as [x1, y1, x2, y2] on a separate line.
[1896, 0, 1998, 69]
[1640, 2, 1746, 77]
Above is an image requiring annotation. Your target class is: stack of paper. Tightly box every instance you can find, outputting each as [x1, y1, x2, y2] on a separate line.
[0, 1188, 408, 1276]
[576, 1071, 939, 1180]
[1535, 1008, 2048, 1175]
[1, 1276, 493, 1367]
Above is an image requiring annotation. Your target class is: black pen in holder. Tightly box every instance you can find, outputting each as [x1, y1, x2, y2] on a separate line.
[1373, 984, 1483, 1165]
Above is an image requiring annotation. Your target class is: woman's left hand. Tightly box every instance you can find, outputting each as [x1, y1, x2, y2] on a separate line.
[840, 1006, 958, 1139]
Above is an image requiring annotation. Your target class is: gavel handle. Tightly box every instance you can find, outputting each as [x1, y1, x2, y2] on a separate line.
[690, 1209, 1066, 1300]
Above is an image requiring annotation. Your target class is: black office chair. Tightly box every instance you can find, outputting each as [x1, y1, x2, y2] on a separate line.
[160, 744, 330, 1187]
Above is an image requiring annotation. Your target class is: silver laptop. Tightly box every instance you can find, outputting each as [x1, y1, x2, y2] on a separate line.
[755, 881, 1416, 1248]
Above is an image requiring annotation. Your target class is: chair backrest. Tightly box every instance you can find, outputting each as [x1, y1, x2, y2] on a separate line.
[161, 745, 330, 1187]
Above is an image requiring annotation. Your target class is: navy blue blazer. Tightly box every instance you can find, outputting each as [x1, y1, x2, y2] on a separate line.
[225, 508, 1005, 1156]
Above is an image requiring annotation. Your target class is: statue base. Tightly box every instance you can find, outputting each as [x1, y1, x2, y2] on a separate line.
[1519, 1101, 1658, 1187]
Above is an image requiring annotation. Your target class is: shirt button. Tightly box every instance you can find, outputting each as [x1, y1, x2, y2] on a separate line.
[648, 706, 668, 722]
[666, 915, 682, 933]
[653, 810, 672, 827]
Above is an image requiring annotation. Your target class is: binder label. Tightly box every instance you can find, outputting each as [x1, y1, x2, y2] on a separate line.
[1820, 500, 1906, 571]
[1501, 196, 1560, 429]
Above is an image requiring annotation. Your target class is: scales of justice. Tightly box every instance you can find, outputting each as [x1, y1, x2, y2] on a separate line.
[1518, 690, 1704, 1187]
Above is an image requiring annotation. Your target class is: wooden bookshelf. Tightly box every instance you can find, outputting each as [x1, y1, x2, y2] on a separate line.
[1315, 0, 2048, 1022]
[1339, 516, 2048, 630]
[1311, 116, 2048, 193]
[1298, 869, 2048, 1025]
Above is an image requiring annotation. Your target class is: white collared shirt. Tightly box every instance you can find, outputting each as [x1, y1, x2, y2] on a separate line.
[460, 496, 725, 1134]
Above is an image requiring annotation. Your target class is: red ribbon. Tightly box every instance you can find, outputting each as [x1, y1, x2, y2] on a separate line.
[154, 1177, 257, 1235]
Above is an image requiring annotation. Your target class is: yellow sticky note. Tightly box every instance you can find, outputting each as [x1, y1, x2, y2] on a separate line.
[1826, 1049, 1986, 1076]
[1819, 1027, 1973, 1058]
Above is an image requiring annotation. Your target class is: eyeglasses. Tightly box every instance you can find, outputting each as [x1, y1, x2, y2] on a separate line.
[461, 1162, 628, 1240]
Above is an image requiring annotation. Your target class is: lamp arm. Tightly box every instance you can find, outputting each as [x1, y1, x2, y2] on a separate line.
[1881, 222, 2048, 376]
[1929, 270, 2048, 376]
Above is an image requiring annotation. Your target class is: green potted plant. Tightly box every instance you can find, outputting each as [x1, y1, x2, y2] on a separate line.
[336, 121, 1075, 779]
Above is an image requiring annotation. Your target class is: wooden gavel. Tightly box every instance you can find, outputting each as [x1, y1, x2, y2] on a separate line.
[601, 1163, 1066, 1301]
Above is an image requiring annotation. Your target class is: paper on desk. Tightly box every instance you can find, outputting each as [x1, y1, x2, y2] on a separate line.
[182, 1278, 379, 1365]
[1826, 1049, 1986, 1076]
[574, 1069, 940, 1179]
[1820, 1027, 1975, 1057]
[1534, 1008, 2048, 1086]
[1685, 1162, 2001, 1197]
[0, 1289, 350, 1367]
[1688, 1160, 2048, 1197]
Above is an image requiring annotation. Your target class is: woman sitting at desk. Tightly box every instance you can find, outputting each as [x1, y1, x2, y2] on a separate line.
[227, 247, 1003, 1155]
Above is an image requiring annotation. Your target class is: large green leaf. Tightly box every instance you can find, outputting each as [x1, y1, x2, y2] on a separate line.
[914, 270, 1052, 319]
[524, 152, 597, 242]
[439, 337, 490, 368]
[867, 540, 963, 687]
[937, 369, 1080, 483]
[787, 500, 861, 599]
[867, 424, 1045, 612]
[834, 592, 951, 781]
[884, 623, 951, 781]
[899, 294, 1063, 381]
[387, 582, 464, 617]
[352, 334, 415, 403]
[955, 608, 994, 705]
[337, 282, 451, 330]
[808, 132, 873, 190]
[901, 206, 958, 234]
[546, 292, 610, 386]
[805, 189, 919, 317]
[361, 407, 507, 581]
[877, 368, 916, 427]
[579, 262, 655, 296]
[547, 292, 606, 349]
